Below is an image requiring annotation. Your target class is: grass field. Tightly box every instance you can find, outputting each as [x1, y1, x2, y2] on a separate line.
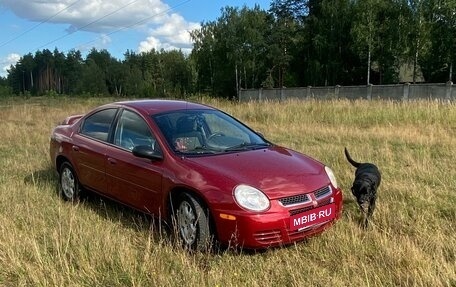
[0, 96, 455, 286]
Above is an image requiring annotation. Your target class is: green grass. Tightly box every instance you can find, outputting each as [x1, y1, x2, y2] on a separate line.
[0, 96, 455, 286]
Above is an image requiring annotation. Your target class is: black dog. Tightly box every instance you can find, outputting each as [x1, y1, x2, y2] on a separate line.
[344, 147, 381, 228]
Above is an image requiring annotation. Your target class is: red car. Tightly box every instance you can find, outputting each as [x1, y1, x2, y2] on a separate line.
[50, 100, 343, 250]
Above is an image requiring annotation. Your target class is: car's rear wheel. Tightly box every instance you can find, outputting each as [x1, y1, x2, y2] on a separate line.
[59, 162, 81, 202]
[175, 192, 212, 251]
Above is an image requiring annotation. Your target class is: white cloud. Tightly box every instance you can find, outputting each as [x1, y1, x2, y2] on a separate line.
[1, 53, 20, 77]
[100, 34, 111, 45]
[138, 36, 161, 52]
[2, 0, 171, 33]
[138, 13, 199, 53]
[2, 0, 200, 54]
[138, 36, 192, 54]
[150, 13, 199, 44]
[75, 34, 112, 53]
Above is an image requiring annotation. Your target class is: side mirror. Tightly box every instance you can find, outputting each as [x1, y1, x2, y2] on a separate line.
[132, 145, 163, 161]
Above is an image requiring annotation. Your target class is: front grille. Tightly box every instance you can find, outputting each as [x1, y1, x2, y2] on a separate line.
[289, 206, 314, 216]
[314, 186, 332, 199]
[278, 185, 331, 208]
[279, 194, 310, 207]
[253, 229, 282, 245]
[289, 199, 333, 216]
[318, 198, 332, 206]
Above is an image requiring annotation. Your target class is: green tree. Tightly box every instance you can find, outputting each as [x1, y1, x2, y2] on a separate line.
[123, 50, 145, 97]
[53, 48, 66, 94]
[268, 2, 297, 87]
[20, 53, 35, 93]
[160, 50, 192, 97]
[406, 0, 431, 83]
[63, 50, 84, 94]
[191, 6, 269, 97]
[237, 7, 268, 89]
[420, 0, 456, 82]
[374, 0, 409, 83]
[141, 49, 165, 97]
[34, 49, 56, 93]
[0, 76, 12, 97]
[190, 21, 217, 93]
[80, 58, 108, 95]
[86, 48, 125, 96]
[304, 0, 358, 85]
[352, 0, 382, 84]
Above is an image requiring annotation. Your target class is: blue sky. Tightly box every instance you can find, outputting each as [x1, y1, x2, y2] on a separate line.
[0, 0, 271, 77]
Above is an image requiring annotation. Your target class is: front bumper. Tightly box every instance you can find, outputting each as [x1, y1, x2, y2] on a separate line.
[214, 186, 343, 249]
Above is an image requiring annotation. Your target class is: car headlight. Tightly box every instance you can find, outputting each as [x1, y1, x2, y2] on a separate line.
[325, 166, 338, 189]
[233, 184, 270, 212]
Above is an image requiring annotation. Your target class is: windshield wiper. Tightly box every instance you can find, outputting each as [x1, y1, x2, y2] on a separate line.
[191, 146, 221, 154]
[224, 142, 270, 152]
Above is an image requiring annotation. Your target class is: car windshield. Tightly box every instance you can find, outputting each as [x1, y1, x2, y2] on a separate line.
[153, 109, 270, 156]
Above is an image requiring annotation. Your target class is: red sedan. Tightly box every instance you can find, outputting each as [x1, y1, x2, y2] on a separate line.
[50, 100, 343, 250]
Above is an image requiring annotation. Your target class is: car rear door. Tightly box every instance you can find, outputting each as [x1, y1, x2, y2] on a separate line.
[72, 108, 118, 194]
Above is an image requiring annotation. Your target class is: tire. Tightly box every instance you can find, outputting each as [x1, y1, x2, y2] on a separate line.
[174, 192, 212, 251]
[59, 162, 81, 202]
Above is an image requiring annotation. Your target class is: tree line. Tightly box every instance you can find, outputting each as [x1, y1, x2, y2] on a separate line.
[2, 0, 456, 98]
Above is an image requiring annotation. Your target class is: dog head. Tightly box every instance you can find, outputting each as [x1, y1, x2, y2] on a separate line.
[351, 180, 373, 212]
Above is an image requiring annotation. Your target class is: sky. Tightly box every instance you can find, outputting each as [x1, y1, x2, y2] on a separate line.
[0, 0, 271, 77]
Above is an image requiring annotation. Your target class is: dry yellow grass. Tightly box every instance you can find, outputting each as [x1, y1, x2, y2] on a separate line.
[0, 96, 455, 286]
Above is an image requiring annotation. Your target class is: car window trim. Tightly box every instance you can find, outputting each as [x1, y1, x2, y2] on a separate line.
[78, 107, 120, 143]
[110, 107, 164, 156]
[108, 107, 124, 144]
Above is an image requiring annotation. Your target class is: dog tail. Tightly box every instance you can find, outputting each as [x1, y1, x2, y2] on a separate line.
[344, 147, 361, 168]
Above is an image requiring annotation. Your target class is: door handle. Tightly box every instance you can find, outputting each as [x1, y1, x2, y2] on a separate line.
[107, 158, 117, 164]
[72, 145, 79, 151]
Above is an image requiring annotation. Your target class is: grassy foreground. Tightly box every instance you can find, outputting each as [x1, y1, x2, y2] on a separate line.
[0, 96, 454, 286]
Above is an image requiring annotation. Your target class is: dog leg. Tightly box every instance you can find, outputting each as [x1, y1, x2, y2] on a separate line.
[362, 197, 377, 229]
[367, 196, 376, 219]
[362, 218, 369, 229]
[356, 204, 369, 229]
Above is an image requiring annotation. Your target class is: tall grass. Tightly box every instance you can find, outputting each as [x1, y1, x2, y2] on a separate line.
[0, 97, 454, 286]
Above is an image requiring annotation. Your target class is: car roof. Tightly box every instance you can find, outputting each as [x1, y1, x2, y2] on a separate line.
[109, 99, 215, 115]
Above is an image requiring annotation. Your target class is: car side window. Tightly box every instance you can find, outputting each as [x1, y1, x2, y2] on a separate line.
[80, 108, 117, 141]
[114, 109, 157, 151]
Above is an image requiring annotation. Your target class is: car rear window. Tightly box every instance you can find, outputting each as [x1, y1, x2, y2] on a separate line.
[80, 108, 117, 141]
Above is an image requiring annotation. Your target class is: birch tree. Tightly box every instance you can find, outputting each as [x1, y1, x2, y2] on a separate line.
[351, 0, 382, 84]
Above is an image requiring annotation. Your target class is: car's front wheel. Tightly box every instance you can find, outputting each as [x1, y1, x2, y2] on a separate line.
[175, 192, 213, 251]
[59, 162, 81, 202]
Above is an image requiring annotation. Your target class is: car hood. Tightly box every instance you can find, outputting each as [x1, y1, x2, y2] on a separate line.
[184, 146, 330, 199]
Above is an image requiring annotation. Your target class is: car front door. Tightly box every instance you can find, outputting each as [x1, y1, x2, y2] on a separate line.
[106, 109, 163, 214]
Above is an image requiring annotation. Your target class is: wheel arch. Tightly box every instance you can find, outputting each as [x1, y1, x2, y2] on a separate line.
[167, 186, 219, 239]
[55, 155, 71, 172]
